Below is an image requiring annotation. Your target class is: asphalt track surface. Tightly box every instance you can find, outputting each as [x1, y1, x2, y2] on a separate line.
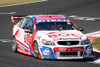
[0, 0, 100, 67]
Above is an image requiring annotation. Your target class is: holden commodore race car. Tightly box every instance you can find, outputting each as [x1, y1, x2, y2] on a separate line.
[11, 15, 93, 59]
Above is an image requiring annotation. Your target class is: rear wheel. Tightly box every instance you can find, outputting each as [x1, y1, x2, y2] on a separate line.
[33, 41, 39, 59]
[12, 37, 17, 52]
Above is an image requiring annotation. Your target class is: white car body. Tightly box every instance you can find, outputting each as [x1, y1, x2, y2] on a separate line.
[11, 15, 93, 59]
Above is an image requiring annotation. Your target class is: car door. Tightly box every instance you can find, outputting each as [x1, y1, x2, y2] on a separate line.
[23, 17, 33, 50]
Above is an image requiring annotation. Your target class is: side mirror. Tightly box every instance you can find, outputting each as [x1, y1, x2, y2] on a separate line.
[78, 27, 84, 31]
[24, 29, 32, 34]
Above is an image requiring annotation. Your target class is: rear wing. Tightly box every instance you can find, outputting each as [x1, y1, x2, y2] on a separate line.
[11, 15, 27, 24]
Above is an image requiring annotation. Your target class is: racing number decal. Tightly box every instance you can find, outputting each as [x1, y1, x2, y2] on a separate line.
[24, 34, 28, 44]
[24, 34, 32, 45]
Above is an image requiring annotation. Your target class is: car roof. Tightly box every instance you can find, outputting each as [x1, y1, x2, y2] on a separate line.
[27, 15, 67, 20]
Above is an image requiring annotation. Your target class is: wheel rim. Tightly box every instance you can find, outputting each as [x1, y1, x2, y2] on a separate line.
[33, 42, 39, 58]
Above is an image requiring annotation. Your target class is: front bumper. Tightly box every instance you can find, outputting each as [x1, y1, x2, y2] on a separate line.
[39, 45, 93, 59]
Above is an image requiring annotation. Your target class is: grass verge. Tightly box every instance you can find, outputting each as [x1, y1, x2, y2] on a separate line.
[0, 0, 40, 6]
[92, 37, 100, 51]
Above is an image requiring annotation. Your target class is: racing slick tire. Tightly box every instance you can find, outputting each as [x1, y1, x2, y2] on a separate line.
[33, 41, 39, 59]
[12, 36, 17, 52]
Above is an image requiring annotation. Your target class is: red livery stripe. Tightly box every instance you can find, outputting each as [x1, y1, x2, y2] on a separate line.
[15, 29, 20, 36]
[16, 39, 29, 50]
[53, 47, 84, 52]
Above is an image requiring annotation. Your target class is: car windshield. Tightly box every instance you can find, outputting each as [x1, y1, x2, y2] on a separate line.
[36, 22, 77, 30]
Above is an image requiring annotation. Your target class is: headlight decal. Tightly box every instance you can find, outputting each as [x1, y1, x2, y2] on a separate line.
[42, 39, 55, 46]
[81, 38, 91, 45]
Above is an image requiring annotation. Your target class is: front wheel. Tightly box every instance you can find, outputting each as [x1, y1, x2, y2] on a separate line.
[33, 41, 39, 59]
[12, 37, 17, 52]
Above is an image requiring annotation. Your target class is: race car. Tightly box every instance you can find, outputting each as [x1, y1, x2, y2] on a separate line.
[11, 15, 93, 59]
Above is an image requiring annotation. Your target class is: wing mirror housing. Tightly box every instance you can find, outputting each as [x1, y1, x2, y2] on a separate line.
[78, 27, 84, 31]
[24, 29, 32, 34]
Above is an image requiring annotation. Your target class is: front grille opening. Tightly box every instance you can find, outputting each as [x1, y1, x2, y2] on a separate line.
[57, 41, 79, 45]
[55, 51, 83, 57]
[80, 51, 83, 56]
[60, 52, 77, 57]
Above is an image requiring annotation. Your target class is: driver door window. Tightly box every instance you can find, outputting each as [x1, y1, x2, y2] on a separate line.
[25, 18, 33, 31]
[18, 17, 33, 31]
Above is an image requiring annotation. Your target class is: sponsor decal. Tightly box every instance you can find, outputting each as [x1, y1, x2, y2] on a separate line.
[36, 15, 66, 19]
[47, 32, 82, 38]
[43, 48, 51, 56]
[18, 43, 25, 50]
[53, 47, 84, 52]
[36, 19, 69, 23]
[83, 45, 92, 58]
[17, 49, 32, 55]
[40, 46, 56, 59]
[67, 22, 71, 25]
[86, 47, 92, 54]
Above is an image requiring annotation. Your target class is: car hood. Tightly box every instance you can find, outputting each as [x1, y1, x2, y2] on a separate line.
[36, 30, 87, 41]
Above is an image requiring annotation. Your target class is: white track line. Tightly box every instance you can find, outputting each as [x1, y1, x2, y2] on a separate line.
[0, 39, 12, 43]
[0, 12, 16, 14]
[86, 31, 100, 36]
[0, 0, 47, 8]
[69, 15, 100, 21]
